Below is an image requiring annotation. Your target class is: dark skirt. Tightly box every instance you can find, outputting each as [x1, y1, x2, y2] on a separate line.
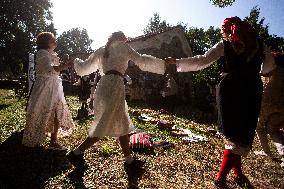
[216, 71, 263, 146]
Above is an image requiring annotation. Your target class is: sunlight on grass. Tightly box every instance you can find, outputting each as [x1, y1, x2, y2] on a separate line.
[0, 90, 26, 143]
[1, 89, 283, 189]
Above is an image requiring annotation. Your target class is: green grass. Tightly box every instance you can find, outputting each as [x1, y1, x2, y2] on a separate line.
[0, 89, 283, 189]
[0, 90, 26, 143]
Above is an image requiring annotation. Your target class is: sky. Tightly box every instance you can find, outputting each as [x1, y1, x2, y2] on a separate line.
[50, 0, 284, 49]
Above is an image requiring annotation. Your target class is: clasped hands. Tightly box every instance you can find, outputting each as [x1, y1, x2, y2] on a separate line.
[66, 58, 75, 68]
[61, 54, 74, 68]
[164, 57, 176, 65]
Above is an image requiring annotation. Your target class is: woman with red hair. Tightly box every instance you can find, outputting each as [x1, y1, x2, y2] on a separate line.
[166, 16, 275, 187]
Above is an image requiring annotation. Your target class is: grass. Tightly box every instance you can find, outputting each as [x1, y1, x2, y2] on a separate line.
[0, 89, 283, 189]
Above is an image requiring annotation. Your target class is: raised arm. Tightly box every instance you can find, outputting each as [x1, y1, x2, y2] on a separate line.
[73, 47, 104, 76]
[176, 41, 224, 72]
[260, 44, 276, 76]
[126, 44, 166, 75]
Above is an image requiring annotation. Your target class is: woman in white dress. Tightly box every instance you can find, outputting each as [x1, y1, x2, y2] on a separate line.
[67, 31, 166, 170]
[166, 17, 275, 188]
[22, 32, 74, 149]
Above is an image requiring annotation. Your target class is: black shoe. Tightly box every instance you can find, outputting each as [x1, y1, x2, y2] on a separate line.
[234, 174, 254, 189]
[214, 177, 228, 188]
[124, 159, 145, 173]
[66, 151, 87, 170]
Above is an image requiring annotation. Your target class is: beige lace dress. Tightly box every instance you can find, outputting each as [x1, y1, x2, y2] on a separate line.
[22, 49, 74, 147]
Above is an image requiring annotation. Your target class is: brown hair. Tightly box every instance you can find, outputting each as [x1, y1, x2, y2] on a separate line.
[36, 32, 55, 51]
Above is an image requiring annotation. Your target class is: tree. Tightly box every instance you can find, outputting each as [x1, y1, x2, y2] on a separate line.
[210, 0, 236, 7]
[0, 0, 56, 78]
[244, 6, 270, 42]
[186, 26, 222, 83]
[185, 26, 222, 108]
[143, 13, 171, 34]
[56, 28, 93, 59]
[244, 6, 284, 52]
[266, 36, 284, 52]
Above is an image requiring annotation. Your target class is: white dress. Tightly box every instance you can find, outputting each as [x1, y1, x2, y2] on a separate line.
[74, 41, 165, 138]
[22, 49, 74, 147]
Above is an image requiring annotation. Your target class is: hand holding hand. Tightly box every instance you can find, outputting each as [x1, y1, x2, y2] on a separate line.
[164, 57, 176, 65]
[61, 54, 69, 62]
[66, 58, 75, 68]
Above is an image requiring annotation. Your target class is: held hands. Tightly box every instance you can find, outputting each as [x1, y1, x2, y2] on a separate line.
[164, 57, 176, 65]
[65, 57, 75, 68]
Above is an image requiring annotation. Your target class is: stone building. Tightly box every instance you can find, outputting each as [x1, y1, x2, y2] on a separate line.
[126, 26, 193, 104]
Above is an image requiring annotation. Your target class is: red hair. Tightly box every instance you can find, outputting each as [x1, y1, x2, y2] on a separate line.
[221, 16, 258, 56]
[272, 51, 284, 66]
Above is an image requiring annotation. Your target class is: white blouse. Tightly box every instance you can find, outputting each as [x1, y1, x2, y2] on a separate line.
[74, 41, 165, 76]
[176, 41, 276, 75]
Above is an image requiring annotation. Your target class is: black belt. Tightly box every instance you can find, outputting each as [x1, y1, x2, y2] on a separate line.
[105, 70, 124, 78]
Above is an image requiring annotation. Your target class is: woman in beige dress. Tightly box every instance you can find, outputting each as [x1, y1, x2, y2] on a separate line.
[22, 32, 74, 149]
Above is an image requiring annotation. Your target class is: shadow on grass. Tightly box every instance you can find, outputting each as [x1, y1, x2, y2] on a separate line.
[128, 100, 218, 125]
[0, 131, 70, 189]
[0, 104, 11, 110]
[125, 165, 146, 189]
[67, 168, 88, 189]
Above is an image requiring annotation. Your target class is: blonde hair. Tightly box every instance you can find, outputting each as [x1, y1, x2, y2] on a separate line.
[103, 31, 126, 58]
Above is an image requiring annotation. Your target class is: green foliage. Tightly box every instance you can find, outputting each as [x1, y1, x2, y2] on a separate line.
[185, 26, 221, 84]
[244, 6, 270, 41]
[99, 144, 116, 157]
[266, 36, 284, 52]
[210, 0, 235, 7]
[244, 6, 284, 52]
[143, 13, 171, 34]
[0, 0, 56, 78]
[56, 28, 93, 59]
[186, 26, 221, 55]
[185, 26, 221, 108]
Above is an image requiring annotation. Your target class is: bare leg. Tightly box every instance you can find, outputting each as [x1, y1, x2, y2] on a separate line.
[256, 122, 271, 155]
[67, 136, 99, 168]
[76, 136, 100, 152]
[119, 135, 132, 157]
[50, 113, 59, 144]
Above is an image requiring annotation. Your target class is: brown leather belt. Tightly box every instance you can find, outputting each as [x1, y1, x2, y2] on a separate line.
[105, 70, 124, 78]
